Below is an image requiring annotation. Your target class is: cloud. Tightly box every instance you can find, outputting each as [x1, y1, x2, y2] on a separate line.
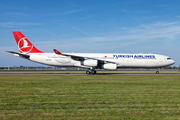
[31, 22, 180, 49]
[56, 22, 180, 48]
[155, 5, 169, 7]
[40, 9, 83, 16]
[5, 12, 28, 17]
[120, 9, 143, 24]
[0, 22, 43, 27]
[4, 21, 178, 52]
[3, 9, 83, 17]
[133, 11, 149, 14]
[79, 15, 93, 20]
[113, 6, 143, 24]
[71, 27, 94, 37]
[60, 9, 82, 15]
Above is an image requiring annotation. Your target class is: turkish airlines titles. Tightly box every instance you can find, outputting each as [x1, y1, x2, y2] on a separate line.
[113, 55, 156, 59]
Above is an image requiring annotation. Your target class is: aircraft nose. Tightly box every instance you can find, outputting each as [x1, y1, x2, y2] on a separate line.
[173, 60, 175, 64]
[172, 60, 175, 64]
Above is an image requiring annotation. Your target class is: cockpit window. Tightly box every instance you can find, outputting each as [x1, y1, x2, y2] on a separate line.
[167, 58, 171, 60]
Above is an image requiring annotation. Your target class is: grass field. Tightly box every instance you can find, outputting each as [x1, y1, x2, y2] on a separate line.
[0, 75, 180, 119]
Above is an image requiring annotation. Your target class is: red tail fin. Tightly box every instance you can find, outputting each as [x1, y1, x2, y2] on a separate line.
[13, 31, 43, 53]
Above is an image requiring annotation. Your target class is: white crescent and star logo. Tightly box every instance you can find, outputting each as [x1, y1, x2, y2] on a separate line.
[18, 37, 33, 53]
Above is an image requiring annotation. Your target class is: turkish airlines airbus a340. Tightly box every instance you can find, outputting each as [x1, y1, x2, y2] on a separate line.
[7, 32, 175, 74]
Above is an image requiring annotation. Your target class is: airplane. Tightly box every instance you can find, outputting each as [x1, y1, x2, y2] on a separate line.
[7, 31, 175, 74]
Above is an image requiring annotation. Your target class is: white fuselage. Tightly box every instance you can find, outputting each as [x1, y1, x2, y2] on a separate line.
[28, 53, 175, 68]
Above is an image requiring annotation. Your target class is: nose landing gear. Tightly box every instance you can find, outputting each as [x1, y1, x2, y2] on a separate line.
[156, 68, 159, 74]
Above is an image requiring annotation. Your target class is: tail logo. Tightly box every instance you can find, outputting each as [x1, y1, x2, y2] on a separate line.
[18, 37, 33, 53]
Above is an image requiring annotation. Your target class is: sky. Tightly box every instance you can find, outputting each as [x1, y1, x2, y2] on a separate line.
[0, 0, 180, 67]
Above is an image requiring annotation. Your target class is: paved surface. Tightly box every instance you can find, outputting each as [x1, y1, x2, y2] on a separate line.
[0, 73, 180, 75]
[0, 71, 180, 75]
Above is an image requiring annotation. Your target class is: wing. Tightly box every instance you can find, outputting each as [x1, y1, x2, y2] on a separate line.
[7, 51, 30, 59]
[53, 49, 117, 64]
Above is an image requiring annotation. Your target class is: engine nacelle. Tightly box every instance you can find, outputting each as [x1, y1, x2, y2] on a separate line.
[101, 63, 117, 70]
[81, 59, 98, 67]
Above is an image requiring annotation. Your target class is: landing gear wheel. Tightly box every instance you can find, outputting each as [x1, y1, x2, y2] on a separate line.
[86, 69, 97, 74]
[156, 71, 159, 74]
[91, 70, 97, 74]
[86, 70, 90, 74]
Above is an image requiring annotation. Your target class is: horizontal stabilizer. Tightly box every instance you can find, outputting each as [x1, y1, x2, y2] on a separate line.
[7, 51, 30, 59]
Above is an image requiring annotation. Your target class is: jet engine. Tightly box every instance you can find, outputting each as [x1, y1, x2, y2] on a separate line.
[101, 63, 117, 70]
[81, 59, 98, 67]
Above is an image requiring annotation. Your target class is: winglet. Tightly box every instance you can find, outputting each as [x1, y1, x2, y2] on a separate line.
[53, 49, 62, 54]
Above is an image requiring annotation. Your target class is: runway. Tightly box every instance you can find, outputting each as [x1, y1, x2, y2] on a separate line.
[0, 71, 180, 75]
[1, 74, 180, 75]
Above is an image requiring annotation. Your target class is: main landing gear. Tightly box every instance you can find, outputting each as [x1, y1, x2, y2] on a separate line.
[86, 68, 97, 74]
